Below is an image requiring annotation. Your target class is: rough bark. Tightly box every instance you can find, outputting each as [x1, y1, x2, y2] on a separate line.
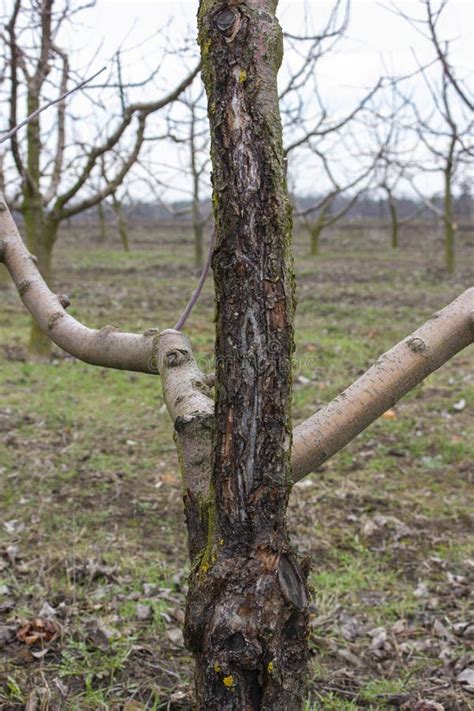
[291, 287, 474, 480]
[184, 2, 309, 709]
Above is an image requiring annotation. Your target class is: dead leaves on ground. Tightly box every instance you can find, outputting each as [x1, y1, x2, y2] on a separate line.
[16, 618, 58, 646]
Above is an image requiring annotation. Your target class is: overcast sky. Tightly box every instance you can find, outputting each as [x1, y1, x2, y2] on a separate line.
[89, 0, 473, 200]
[1, 0, 472, 203]
[88, 1, 472, 90]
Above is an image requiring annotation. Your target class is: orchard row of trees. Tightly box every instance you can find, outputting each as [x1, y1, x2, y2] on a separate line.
[87, 187, 473, 260]
[0, 0, 472, 359]
[89, 0, 472, 267]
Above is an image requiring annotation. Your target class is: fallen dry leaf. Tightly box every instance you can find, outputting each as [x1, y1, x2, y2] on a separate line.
[17, 617, 58, 645]
[457, 667, 474, 692]
[452, 398, 466, 412]
[166, 627, 184, 646]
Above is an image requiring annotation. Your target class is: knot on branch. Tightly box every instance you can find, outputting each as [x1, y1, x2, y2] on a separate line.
[278, 554, 308, 611]
[100, 324, 121, 335]
[57, 293, 71, 309]
[166, 348, 190, 368]
[215, 7, 242, 42]
[48, 311, 65, 331]
[18, 279, 32, 296]
[407, 336, 427, 354]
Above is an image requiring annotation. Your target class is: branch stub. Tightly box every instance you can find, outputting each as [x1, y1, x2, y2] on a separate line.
[215, 7, 241, 40]
[216, 8, 237, 32]
[58, 294, 71, 309]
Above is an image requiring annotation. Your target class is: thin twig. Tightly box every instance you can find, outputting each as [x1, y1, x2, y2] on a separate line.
[174, 228, 216, 331]
[0, 66, 107, 144]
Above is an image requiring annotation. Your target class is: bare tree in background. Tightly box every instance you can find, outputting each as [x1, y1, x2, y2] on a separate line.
[364, 90, 423, 249]
[99, 157, 131, 252]
[96, 201, 108, 244]
[279, 0, 382, 256]
[419, 0, 473, 112]
[294, 137, 375, 256]
[0, 0, 198, 355]
[162, 86, 212, 269]
[280, 0, 381, 157]
[1, 1, 473, 706]
[403, 76, 471, 273]
[388, 0, 473, 272]
[111, 191, 130, 253]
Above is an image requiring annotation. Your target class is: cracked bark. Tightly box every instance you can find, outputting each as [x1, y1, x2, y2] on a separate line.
[184, 2, 309, 708]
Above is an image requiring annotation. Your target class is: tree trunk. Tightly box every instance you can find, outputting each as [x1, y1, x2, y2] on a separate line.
[184, 2, 309, 709]
[0, 263, 11, 289]
[310, 222, 322, 256]
[444, 167, 455, 273]
[112, 194, 130, 252]
[193, 221, 204, 269]
[23, 83, 59, 358]
[388, 201, 398, 249]
[308, 205, 329, 256]
[23, 202, 58, 357]
[97, 202, 107, 243]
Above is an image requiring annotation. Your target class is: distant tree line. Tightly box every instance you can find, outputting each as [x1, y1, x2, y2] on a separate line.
[68, 188, 473, 225]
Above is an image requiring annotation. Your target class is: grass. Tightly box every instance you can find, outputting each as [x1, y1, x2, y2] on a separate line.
[0, 221, 473, 709]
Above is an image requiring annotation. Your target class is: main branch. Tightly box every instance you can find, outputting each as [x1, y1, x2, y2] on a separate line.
[0, 195, 160, 374]
[157, 330, 214, 560]
[291, 288, 474, 480]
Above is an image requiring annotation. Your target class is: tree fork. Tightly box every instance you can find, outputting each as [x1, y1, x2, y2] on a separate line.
[184, 2, 309, 708]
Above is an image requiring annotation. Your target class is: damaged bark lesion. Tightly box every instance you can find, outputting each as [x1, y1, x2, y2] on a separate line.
[187, 2, 310, 708]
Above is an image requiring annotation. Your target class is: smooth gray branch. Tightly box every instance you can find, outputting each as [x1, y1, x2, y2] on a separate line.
[174, 228, 216, 331]
[291, 289, 474, 480]
[0, 195, 160, 374]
